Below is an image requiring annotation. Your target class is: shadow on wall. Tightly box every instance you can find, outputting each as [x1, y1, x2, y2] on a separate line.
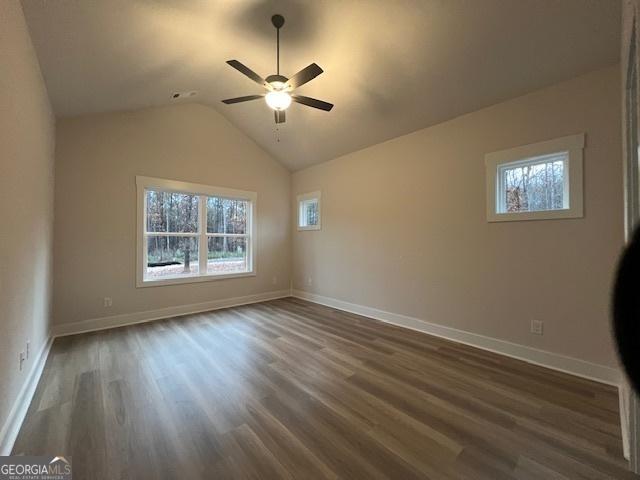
[230, 0, 320, 46]
[134, 0, 321, 46]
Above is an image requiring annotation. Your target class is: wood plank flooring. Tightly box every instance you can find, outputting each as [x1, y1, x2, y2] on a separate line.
[13, 298, 635, 479]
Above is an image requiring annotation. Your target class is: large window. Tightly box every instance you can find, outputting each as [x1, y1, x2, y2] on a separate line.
[485, 134, 584, 222]
[137, 176, 256, 286]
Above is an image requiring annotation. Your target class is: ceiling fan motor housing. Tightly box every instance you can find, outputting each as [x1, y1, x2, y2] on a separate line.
[266, 74, 288, 87]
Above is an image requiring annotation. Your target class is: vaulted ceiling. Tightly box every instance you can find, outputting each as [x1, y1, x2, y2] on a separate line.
[22, 0, 620, 171]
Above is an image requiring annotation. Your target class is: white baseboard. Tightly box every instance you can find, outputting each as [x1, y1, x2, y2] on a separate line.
[52, 289, 291, 337]
[292, 290, 621, 386]
[0, 337, 53, 455]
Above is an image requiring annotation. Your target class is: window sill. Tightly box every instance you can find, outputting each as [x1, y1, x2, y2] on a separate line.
[298, 225, 321, 231]
[487, 208, 583, 222]
[137, 271, 256, 288]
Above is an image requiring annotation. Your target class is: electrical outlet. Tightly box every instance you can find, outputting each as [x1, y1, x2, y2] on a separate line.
[26, 341, 30, 359]
[307, 276, 313, 286]
[272, 276, 278, 285]
[531, 319, 544, 335]
[104, 297, 113, 308]
[19, 351, 25, 371]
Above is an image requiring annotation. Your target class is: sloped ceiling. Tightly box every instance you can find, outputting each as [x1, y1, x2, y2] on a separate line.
[21, 0, 620, 171]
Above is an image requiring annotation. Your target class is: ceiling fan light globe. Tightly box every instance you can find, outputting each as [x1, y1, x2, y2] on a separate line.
[265, 91, 292, 111]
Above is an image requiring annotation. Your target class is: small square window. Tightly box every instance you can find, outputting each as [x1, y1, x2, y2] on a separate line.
[485, 134, 584, 222]
[298, 191, 321, 230]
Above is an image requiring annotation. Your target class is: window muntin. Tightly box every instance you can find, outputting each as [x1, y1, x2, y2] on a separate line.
[137, 177, 256, 286]
[485, 134, 584, 222]
[297, 191, 321, 230]
[498, 153, 568, 214]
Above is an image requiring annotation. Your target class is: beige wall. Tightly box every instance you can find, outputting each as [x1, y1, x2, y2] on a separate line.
[292, 65, 623, 368]
[53, 103, 290, 326]
[0, 1, 55, 441]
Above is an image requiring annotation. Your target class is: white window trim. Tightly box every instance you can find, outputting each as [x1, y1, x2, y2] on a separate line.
[485, 133, 585, 222]
[136, 176, 257, 288]
[297, 191, 321, 231]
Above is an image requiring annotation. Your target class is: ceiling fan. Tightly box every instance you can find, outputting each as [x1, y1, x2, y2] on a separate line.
[221, 14, 333, 124]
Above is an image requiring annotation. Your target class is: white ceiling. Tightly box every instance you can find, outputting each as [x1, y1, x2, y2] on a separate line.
[22, 0, 621, 171]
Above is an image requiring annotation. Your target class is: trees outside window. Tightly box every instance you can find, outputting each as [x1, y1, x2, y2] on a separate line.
[502, 156, 565, 213]
[297, 192, 321, 231]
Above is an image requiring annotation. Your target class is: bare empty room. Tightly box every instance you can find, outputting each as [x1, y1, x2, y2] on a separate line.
[3, 0, 640, 478]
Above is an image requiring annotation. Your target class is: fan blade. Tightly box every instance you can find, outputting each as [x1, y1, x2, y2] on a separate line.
[222, 95, 264, 104]
[274, 110, 286, 124]
[285, 63, 323, 90]
[292, 95, 334, 111]
[226, 60, 271, 90]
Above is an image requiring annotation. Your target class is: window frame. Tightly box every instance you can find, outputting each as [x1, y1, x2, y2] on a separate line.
[485, 133, 585, 222]
[297, 191, 322, 231]
[136, 176, 257, 287]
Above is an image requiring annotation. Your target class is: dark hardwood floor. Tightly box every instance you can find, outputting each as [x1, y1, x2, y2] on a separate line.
[13, 297, 635, 479]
